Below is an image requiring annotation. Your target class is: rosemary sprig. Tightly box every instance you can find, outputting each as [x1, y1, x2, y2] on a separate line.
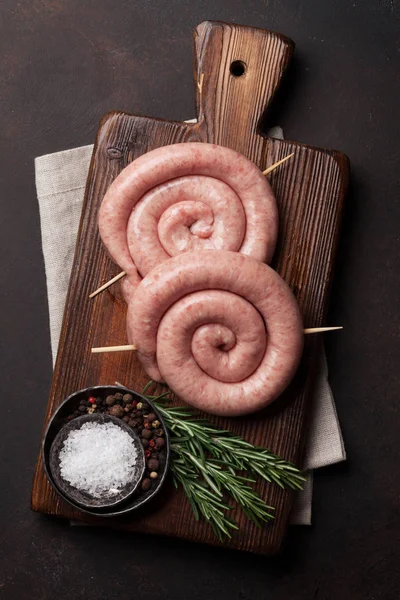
[143, 382, 305, 539]
[171, 454, 239, 540]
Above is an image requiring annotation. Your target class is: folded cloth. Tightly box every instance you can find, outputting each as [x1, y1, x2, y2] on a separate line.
[35, 126, 346, 525]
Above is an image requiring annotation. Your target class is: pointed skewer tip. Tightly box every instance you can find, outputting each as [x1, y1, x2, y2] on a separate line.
[89, 271, 126, 298]
[303, 326, 343, 334]
[263, 153, 295, 176]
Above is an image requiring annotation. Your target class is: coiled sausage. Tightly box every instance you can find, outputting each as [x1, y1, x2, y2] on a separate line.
[99, 143, 278, 292]
[126, 250, 303, 416]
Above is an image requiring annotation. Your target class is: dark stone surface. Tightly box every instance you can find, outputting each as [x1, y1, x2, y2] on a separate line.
[0, 1, 399, 598]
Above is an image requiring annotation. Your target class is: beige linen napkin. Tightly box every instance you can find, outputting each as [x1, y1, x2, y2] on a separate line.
[35, 128, 346, 525]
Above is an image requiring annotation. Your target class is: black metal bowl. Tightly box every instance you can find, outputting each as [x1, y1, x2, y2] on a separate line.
[49, 413, 146, 509]
[42, 385, 170, 518]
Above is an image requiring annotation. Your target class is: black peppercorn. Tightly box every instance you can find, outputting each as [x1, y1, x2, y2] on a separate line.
[108, 405, 124, 418]
[124, 404, 133, 413]
[141, 478, 152, 491]
[105, 395, 115, 406]
[123, 393, 133, 404]
[151, 452, 159, 460]
[78, 405, 86, 413]
[114, 393, 124, 401]
[141, 438, 149, 449]
[155, 437, 165, 449]
[123, 416, 130, 423]
[147, 459, 159, 471]
[146, 413, 157, 423]
[96, 396, 103, 406]
[141, 429, 153, 439]
[154, 428, 164, 437]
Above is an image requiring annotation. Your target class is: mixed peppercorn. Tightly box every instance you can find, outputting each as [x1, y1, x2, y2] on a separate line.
[68, 391, 166, 496]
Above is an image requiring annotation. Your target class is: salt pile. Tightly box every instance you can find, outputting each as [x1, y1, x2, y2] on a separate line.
[59, 422, 138, 497]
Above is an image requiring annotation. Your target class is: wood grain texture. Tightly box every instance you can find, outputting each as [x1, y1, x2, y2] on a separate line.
[31, 21, 349, 554]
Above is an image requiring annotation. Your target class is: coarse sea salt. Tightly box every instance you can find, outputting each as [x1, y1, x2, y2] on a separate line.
[59, 422, 138, 497]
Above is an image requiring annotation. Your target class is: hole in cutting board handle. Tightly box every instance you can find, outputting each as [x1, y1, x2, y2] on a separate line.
[230, 60, 247, 77]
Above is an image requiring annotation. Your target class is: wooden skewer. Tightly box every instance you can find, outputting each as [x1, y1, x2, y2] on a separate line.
[91, 327, 343, 354]
[91, 344, 136, 353]
[304, 326, 343, 334]
[197, 72, 204, 94]
[89, 270, 126, 298]
[263, 153, 295, 176]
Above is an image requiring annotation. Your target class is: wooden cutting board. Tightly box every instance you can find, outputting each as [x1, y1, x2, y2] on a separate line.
[31, 20, 349, 555]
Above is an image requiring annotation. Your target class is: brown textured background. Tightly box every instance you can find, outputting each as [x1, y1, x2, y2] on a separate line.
[1, 0, 399, 598]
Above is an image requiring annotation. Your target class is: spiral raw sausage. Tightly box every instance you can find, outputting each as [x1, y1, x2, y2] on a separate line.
[127, 250, 303, 416]
[98, 142, 278, 293]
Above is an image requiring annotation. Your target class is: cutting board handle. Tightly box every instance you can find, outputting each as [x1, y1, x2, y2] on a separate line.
[193, 21, 294, 151]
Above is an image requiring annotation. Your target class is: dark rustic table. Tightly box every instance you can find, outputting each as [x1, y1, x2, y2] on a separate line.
[1, 2, 399, 599]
